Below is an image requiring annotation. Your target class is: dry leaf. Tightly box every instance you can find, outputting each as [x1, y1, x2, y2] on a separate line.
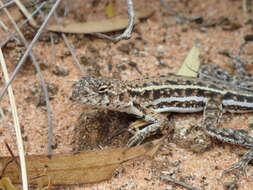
[0, 177, 19, 190]
[176, 44, 200, 77]
[0, 139, 162, 185]
[46, 8, 154, 34]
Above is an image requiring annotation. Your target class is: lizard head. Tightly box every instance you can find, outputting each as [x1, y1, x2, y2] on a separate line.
[71, 75, 125, 108]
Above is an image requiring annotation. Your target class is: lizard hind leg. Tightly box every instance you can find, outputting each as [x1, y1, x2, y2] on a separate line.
[203, 99, 253, 177]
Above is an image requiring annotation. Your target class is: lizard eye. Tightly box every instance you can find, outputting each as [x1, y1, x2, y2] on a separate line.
[98, 85, 108, 93]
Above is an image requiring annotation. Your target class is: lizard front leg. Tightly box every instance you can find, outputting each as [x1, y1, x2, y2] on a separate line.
[203, 99, 253, 176]
[126, 103, 169, 147]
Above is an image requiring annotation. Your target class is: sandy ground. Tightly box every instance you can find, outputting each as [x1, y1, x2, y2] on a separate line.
[1, 0, 253, 189]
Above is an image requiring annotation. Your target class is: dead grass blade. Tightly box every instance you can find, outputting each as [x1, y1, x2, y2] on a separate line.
[13, 0, 37, 27]
[176, 43, 200, 77]
[0, 19, 9, 31]
[0, 138, 163, 185]
[0, 48, 28, 190]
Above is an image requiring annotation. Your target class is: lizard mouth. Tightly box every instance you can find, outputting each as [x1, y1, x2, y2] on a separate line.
[78, 93, 101, 105]
[71, 85, 95, 102]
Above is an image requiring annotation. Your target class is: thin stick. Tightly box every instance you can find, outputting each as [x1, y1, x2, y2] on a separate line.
[94, 0, 135, 42]
[0, 19, 9, 31]
[0, 106, 5, 119]
[61, 33, 84, 74]
[160, 0, 188, 24]
[0, 0, 62, 100]
[13, 0, 37, 26]
[0, 142, 17, 177]
[0, 0, 14, 10]
[51, 6, 84, 74]
[0, 48, 28, 190]
[4, 141, 20, 167]
[161, 175, 202, 190]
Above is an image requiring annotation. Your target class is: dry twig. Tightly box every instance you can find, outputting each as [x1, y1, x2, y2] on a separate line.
[161, 175, 202, 190]
[52, 9, 84, 74]
[0, 0, 14, 10]
[0, 1, 47, 47]
[13, 0, 37, 26]
[94, 0, 135, 42]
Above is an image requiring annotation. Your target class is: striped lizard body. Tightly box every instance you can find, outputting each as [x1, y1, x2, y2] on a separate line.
[128, 74, 253, 113]
[71, 73, 253, 175]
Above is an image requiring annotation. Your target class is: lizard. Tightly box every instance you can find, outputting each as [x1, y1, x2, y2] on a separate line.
[71, 68, 253, 176]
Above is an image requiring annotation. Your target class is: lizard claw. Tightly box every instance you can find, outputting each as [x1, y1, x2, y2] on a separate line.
[127, 130, 146, 147]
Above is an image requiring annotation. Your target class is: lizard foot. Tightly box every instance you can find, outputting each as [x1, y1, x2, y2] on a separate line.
[127, 129, 147, 147]
[222, 149, 253, 179]
[127, 122, 162, 147]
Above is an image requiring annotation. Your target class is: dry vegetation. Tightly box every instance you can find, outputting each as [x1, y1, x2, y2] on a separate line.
[1, 0, 253, 189]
